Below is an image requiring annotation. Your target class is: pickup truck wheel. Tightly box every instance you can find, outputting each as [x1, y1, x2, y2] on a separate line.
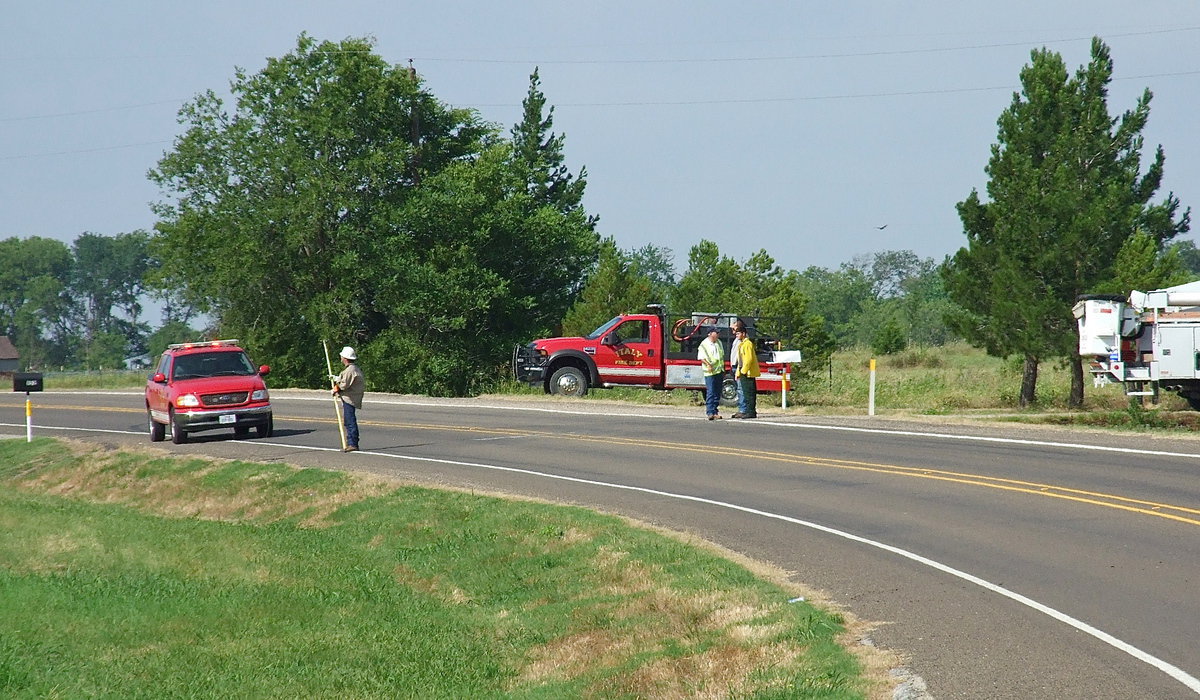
[148, 410, 165, 442]
[549, 366, 588, 397]
[169, 409, 187, 444]
[255, 415, 273, 438]
[720, 377, 739, 407]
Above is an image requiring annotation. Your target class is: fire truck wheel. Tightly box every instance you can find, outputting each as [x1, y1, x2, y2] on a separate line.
[549, 366, 589, 397]
[720, 377, 738, 407]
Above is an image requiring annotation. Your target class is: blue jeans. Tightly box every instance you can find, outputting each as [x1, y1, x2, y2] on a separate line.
[738, 376, 757, 417]
[342, 401, 359, 447]
[704, 373, 722, 416]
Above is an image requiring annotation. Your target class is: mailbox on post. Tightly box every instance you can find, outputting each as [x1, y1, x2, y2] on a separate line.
[13, 372, 44, 393]
[12, 372, 43, 442]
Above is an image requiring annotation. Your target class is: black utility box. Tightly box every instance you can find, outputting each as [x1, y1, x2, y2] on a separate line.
[13, 372, 43, 392]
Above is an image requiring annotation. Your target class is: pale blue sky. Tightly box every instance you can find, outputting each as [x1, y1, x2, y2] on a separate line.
[4, 1, 1199, 280]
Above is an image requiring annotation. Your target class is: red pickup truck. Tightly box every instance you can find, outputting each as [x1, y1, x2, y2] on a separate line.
[513, 305, 800, 404]
[145, 339, 274, 444]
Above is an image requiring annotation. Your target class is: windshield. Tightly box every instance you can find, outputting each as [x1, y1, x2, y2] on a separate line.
[584, 316, 623, 340]
[171, 351, 256, 380]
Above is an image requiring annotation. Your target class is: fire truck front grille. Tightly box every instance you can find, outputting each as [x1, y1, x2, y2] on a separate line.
[202, 392, 248, 406]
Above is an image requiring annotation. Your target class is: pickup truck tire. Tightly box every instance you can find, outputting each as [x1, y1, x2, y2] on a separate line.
[549, 366, 589, 397]
[170, 409, 187, 444]
[148, 410, 165, 442]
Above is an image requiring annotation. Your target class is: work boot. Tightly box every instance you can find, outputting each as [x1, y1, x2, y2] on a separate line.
[343, 445, 359, 452]
[732, 413, 745, 419]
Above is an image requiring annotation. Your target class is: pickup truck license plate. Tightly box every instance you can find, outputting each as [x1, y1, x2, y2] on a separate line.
[219, 414, 236, 424]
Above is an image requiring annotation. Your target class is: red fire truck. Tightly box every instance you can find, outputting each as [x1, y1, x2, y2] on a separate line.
[513, 304, 802, 404]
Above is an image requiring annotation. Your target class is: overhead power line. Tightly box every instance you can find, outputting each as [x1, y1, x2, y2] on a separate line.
[0, 139, 172, 161]
[0, 98, 188, 123]
[412, 26, 1200, 65]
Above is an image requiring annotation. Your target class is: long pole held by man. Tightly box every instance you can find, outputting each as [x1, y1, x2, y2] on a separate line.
[323, 340, 348, 451]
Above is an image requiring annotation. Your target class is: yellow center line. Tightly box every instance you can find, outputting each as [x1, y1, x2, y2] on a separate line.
[355, 418, 1200, 528]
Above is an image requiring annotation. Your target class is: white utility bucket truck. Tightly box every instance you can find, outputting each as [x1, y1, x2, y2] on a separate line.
[1074, 280, 1200, 409]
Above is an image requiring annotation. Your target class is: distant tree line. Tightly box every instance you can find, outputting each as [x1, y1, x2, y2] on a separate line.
[0, 231, 201, 370]
[1, 35, 1193, 409]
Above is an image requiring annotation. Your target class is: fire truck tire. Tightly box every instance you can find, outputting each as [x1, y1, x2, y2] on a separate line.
[549, 366, 589, 397]
[720, 377, 738, 407]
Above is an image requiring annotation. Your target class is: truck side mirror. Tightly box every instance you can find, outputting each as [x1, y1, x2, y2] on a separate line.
[601, 333, 617, 346]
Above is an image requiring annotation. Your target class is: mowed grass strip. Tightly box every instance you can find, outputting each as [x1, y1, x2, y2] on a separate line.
[0, 439, 885, 699]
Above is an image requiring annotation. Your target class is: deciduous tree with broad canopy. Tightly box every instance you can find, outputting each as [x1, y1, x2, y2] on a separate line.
[943, 38, 1189, 407]
[149, 36, 598, 395]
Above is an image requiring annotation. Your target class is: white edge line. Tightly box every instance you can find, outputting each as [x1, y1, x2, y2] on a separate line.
[5, 421, 1199, 693]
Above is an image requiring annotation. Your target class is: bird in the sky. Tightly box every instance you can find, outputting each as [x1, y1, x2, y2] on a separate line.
[876, 224, 888, 230]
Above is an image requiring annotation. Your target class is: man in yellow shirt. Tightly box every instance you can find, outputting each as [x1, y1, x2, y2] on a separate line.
[733, 327, 759, 419]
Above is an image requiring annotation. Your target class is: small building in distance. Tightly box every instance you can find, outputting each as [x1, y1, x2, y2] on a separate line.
[0, 336, 19, 375]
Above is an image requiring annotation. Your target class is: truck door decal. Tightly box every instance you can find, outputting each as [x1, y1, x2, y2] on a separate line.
[595, 319, 659, 383]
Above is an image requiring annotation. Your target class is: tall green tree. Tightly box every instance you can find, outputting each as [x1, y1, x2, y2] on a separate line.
[796, 263, 873, 348]
[0, 236, 74, 367]
[626, 243, 677, 303]
[149, 35, 597, 395]
[669, 240, 744, 314]
[510, 68, 594, 226]
[1166, 239, 1200, 278]
[1090, 230, 1190, 295]
[560, 239, 655, 336]
[670, 241, 830, 380]
[944, 38, 1189, 407]
[71, 231, 152, 361]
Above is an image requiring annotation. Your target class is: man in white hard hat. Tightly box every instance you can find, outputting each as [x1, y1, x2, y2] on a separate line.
[331, 346, 365, 451]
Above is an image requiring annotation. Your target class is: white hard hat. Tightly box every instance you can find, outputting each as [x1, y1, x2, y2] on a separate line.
[339, 346, 357, 360]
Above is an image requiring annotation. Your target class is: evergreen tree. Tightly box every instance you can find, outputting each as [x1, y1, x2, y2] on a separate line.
[944, 38, 1189, 407]
[561, 239, 654, 336]
[510, 67, 595, 226]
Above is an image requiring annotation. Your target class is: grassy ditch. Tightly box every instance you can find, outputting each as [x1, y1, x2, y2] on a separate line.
[0, 439, 887, 699]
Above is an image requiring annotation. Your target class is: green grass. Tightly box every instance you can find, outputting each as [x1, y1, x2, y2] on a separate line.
[0, 439, 878, 699]
[37, 370, 147, 390]
[785, 342, 1192, 416]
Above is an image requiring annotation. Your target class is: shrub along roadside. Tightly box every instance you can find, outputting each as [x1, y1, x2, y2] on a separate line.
[0, 438, 887, 699]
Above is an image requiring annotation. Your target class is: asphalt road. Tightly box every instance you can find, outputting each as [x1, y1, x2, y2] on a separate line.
[4, 389, 1200, 699]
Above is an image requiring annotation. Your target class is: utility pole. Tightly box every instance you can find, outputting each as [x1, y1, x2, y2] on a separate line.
[408, 59, 421, 185]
